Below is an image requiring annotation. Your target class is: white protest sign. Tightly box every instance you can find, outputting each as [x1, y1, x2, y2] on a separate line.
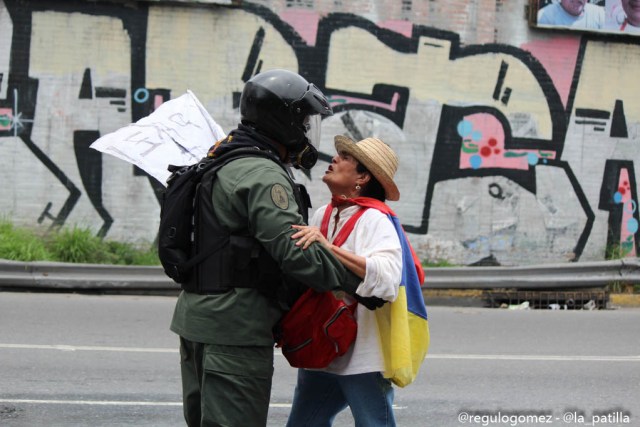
[90, 90, 226, 186]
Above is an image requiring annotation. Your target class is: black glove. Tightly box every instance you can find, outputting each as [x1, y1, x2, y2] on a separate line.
[353, 293, 387, 310]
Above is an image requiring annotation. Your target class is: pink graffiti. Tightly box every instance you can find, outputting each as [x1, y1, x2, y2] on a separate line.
[617, 169, 637, 257]
[154, 94, 164, 111]
[328, 92, 400, 112]
[278, 14, 412, 49]
[520, 37, 581, 108]
[0, 108, 12, 131]
[377, 20, 413, 38]
[280, 10, 320, 46]
[458, 113, 556, 170]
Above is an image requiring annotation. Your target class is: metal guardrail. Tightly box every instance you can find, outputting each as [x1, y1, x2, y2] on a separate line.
[0, 258, 638, 292]
[425, 258, 640, 289]
[0, 260, 174, 292]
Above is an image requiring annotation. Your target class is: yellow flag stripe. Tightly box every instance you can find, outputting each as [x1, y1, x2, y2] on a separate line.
[375, 287, 430, 387]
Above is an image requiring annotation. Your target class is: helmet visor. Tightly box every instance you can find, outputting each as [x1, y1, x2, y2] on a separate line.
[304, 84, 333, 117]
[291, 84, 333, 122]
[304, 114, 322, 151]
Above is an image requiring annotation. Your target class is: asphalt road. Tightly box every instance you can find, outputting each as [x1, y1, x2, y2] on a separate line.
[0, 292, 638, 427]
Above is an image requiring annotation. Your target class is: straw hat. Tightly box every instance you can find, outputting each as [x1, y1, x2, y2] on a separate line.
[334, 135, 400, 201]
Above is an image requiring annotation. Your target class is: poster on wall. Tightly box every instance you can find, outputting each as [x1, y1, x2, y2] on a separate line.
[530, 0, 640, 35]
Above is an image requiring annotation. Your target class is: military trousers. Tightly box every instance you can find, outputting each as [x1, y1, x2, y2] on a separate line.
[179, 337, 274, 427]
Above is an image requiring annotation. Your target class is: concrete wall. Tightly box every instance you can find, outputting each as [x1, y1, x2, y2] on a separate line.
[0, 0, 638, 266]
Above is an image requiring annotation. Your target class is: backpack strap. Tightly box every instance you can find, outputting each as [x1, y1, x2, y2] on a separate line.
[189, 147, 307, 295]
[180, 148, 278, 269]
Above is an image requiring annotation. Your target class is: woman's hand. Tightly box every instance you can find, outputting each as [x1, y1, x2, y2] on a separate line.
[292, 225, 367, 279]
[291, 225, 331, 250]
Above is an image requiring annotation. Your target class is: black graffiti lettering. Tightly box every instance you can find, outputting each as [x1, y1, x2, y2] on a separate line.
[242, 27, 266, 83]
[95, 87, 126, 98]
[74, 130, 113, 238]
[341, 111, 364, 141]
[37, 202, 56, 224]
[79, 68, 93, 99]
[488, 183, 505, 200]
[492, 60, 509, 101]
[610, 100, 628, 138]
[575, 108, 610, 119]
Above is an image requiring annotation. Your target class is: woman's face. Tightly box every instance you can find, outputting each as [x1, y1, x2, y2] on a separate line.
[622, 0, 640, 26]
[322, 151, 363, 196]
[560, 0, 586, 16]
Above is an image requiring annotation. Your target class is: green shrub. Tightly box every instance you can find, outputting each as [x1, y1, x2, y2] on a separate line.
[47, 227, 108, 263]
[0, 220, 159, 265]
[0, 222, 50, 261]
[105, 240, 159, 266]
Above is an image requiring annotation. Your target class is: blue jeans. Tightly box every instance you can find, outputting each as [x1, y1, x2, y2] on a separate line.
[286, 369, 395, 427]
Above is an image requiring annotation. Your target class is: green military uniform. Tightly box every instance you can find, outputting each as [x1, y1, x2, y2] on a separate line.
[171, 156, 360, 426]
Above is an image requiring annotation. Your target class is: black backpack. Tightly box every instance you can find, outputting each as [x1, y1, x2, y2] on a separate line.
[157, 148, 277, 285]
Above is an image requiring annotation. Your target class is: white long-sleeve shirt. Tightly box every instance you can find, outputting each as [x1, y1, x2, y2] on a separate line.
[310, 203, 402, 375]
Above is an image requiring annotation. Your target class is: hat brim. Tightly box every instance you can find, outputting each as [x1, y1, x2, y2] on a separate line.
[334, 135, 400, 201]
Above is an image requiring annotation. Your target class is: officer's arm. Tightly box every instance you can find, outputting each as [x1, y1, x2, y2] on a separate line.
[229, 164, 360, 294]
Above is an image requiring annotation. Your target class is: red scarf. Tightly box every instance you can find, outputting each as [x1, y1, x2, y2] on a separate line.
[320, 196, 398, 246]
[320, 196, 425, 285]
[320, 197, 369, 247]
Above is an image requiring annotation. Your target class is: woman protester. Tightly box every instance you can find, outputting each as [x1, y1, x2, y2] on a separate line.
[286, 136, 426, 427]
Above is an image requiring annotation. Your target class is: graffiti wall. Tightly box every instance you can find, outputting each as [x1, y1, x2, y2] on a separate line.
[0, 0, 638, 265]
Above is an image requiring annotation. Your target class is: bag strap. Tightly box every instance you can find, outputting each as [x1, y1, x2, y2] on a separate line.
[180, 236, 229, 271]
[320, 204, 368, 247]
[319, 204, 365, 312]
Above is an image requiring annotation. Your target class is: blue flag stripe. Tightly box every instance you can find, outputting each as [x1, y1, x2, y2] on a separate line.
[388, 215, 428, 320]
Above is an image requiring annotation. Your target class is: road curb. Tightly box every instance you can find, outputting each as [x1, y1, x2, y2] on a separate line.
[423, 289, 485, 307]
[423, 289, 640, 308]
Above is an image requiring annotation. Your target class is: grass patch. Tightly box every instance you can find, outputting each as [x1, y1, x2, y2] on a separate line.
[48, 227, 108, 264]
[0, 220, 159, 265]
[104, 240, 161, 266]
[0, 221, 51, 261]
[605, 242, 635, 260]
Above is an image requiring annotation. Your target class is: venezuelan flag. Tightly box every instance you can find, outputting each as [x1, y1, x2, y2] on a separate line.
[375, 213, 430, 387]
[346, 198, 430, 387]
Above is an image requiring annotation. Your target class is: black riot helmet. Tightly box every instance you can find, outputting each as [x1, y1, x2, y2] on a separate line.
[240, 69, 333, 169]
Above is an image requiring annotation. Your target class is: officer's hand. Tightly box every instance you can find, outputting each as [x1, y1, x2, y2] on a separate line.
[353, 293, 387, 310]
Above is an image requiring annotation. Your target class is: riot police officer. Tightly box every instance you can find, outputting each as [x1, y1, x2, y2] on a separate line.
[170, 69, 363, 426]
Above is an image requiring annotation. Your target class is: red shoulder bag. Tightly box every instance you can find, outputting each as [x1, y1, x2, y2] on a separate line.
[274, 206, 367, 369]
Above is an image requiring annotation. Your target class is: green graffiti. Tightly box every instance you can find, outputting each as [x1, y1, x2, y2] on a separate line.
[504, 152, 528, 158]
[327, 97, 347, 104]
[0, 115, 11, 128]
[621, 238, 634, 256]
[461, 139, 478, 153]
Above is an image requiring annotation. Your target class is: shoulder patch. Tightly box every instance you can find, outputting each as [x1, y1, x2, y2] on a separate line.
[270, 183, 289, 210]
